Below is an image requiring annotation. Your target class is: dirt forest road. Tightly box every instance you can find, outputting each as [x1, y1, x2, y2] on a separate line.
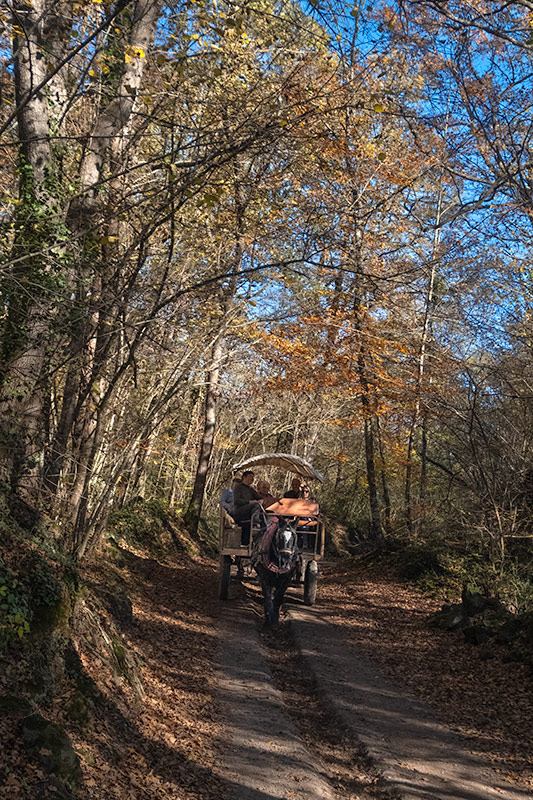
[214, 577, 532, 800]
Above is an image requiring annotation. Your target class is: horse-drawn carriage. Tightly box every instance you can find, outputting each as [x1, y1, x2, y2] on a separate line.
[218, 453, 325, 615]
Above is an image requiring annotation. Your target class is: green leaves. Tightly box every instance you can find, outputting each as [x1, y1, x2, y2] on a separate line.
[196, 191, 220, 208]
[0, 569, 31, 648]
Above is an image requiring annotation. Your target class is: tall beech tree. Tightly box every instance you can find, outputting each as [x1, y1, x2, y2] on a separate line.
[1, 0, 161, 495]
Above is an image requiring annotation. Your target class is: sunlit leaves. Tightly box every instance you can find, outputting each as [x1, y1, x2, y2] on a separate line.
[124, 45, 146, 63]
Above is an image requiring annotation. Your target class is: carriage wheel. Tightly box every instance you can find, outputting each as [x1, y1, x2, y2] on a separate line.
[219, 555, 232, 600]
[304, 559, 318, 606]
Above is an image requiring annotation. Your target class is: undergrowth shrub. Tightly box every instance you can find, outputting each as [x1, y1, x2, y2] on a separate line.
[473, 563, 533, 614]
[0, 563, 31, 644]
[0, 492, 73, 648]
[389, 531, 533, 612]
[108, 498, 169, 554]
[395, 543, 444, 582]
[28, 553, 63, 609]
[389, 532, 486, 600]
[0, 554, 64, 647]
[108, 497, 218, 557]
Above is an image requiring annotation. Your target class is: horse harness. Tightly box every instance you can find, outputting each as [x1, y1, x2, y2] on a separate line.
[252, 511, 299, 574]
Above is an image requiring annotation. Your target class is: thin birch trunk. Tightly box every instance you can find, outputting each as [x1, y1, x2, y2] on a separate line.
[404, 183, 444, 534]
[376, 416, 391, 535]
[183, 337, 223, 533]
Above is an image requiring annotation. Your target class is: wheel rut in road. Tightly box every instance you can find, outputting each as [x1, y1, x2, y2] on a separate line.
[215, 598, 337, 800]
[287, 601, 532, 800]
[214, 588, 395, 800]
[215, 583, 532, 800]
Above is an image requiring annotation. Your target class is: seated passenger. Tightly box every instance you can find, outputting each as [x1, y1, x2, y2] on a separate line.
[297, 484, 318, 549]
[232, 470, 261, 545]
[256, 480, 279, 509]
[220, 486, 235, 518]
[283, 476, 301, 499]
[300, 485, 314, 502]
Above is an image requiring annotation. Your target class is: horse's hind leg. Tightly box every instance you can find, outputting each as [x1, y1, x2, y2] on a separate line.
[272, 576, 290, 626]
[261, 580, 274, 627]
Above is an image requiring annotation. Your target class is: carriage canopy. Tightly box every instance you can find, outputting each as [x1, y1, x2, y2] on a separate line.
[231, 453, 323, 483]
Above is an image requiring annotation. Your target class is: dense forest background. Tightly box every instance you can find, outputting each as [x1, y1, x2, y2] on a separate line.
[2, 0, 533, 617]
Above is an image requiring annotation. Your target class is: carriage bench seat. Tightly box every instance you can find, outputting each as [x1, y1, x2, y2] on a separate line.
[221, 510, 245, 550]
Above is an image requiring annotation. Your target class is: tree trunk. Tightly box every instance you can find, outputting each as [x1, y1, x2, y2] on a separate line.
[362, 405, 383, 544]
[404, 104, 448, 534]
[419, 411, 429, 515]
[168, 388, 201, 507]
[183, 171, 247, 535]
[350, 203, 384, 544]
[183, 337, 222, 534]
[0, 0, 60, 491]
[404, 205, 442, 534]
[376, 417, 392, 535]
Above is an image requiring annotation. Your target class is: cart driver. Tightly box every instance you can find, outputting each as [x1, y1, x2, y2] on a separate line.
[283, 476, 301, 499]
[233, 470, 262, 545]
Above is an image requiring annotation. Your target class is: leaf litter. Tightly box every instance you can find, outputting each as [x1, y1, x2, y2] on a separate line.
[320, 559, 533, 792]
[1, 545, 225, 800]
[2, 546, 531, 799]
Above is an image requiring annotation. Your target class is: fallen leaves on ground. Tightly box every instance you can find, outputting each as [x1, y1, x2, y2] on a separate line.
[72, 549, 225, 800]
[321, 559, 533, 791]
[1, 546, 225, 800]
[3, 546, 532, 799]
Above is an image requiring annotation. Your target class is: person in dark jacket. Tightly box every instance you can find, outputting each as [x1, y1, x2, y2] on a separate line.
[233, 471, 261, 545]
[283, 476, 301, 499]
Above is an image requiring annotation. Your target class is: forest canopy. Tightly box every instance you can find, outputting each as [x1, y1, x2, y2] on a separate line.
[1, 0, 532, 609]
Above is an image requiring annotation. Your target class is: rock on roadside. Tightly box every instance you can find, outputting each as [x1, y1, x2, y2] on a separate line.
[22, 712, 82, 786]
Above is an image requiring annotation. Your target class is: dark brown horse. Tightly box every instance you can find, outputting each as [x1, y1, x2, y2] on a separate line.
[252, 509, 301, 628]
